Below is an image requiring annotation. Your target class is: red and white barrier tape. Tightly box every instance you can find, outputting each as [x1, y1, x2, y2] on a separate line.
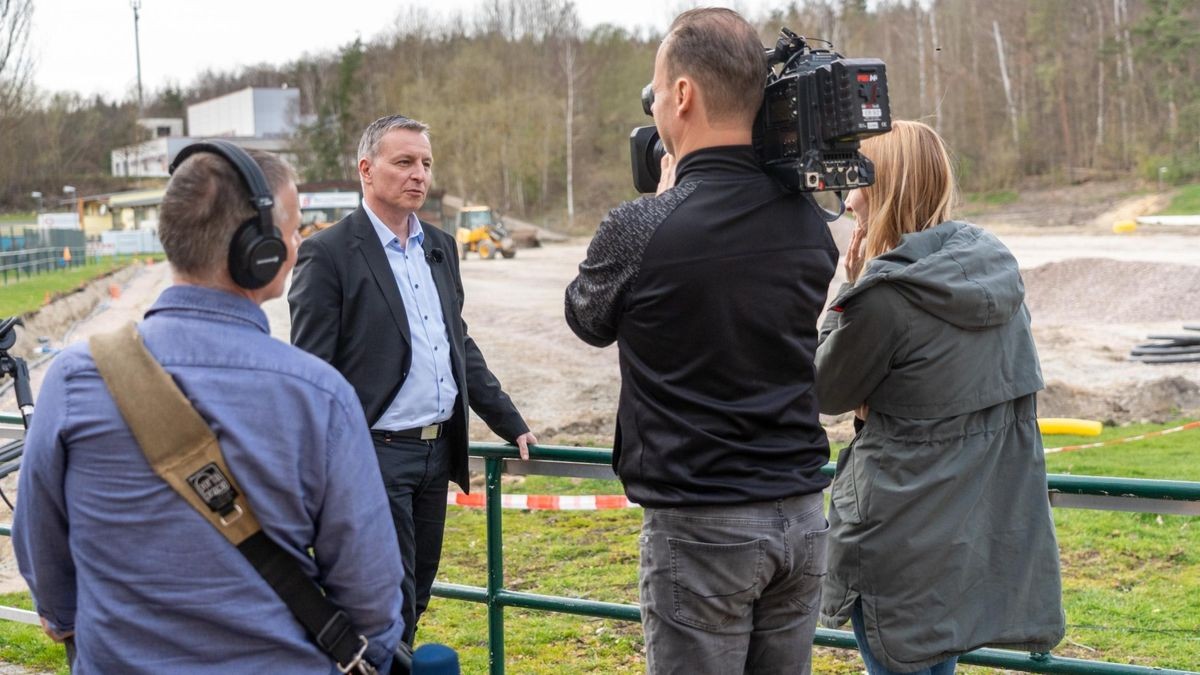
[447, 492, 638, 511]
[1044, 420, 1200, 454]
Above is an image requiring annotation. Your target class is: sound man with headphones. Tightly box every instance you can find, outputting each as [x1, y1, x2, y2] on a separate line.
[14, 142, 407, 673]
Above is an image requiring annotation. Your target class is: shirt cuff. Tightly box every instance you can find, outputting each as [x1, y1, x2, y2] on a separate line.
[363, 619, 405, 670]
[41, 614, 74, 636]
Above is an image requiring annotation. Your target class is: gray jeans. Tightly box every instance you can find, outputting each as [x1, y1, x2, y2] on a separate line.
[639, 492, 829, 675]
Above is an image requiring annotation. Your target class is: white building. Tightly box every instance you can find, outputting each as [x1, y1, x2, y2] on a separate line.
[187, 87, 300, 138]
[137, 117, 185, 139]
[111, 87, 300, 178]
[111, 137, 196, 178]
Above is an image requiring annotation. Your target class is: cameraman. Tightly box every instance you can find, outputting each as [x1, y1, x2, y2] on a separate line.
[564, 9, 837, 674]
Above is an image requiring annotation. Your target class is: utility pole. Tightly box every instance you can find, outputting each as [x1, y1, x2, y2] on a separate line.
[131, 0, 143, 111]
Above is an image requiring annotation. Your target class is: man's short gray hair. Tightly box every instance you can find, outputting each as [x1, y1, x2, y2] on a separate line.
[358, 115, 431, 161]
[159, 149, 296, 279]
[665, 8, 766, 124]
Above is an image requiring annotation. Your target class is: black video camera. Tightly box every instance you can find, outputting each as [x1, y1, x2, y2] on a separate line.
[0, 317, 33, 430]
[630, 27, 891, 195]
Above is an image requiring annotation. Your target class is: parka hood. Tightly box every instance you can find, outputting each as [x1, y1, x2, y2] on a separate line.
[841, 221, 1024, 330]
[819, 219, 1042, 420]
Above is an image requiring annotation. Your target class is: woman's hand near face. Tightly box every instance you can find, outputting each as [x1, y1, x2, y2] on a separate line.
[846, 223, 866, 281]
[844, 189, 868, 281]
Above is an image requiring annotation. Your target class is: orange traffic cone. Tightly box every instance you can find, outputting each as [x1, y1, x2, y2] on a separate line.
[109, 283, 121, 300]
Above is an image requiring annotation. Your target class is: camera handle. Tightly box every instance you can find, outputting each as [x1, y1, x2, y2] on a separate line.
[805, 191, 847, 224]
[0, 317, 34, 429]
[0, 317, 34, 511]
[0, 354, 34, 429]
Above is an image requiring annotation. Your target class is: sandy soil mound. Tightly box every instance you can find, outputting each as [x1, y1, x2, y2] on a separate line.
[1039, 377, 1200, 425]
[1093, 193, 1172, 229]
[1019, 258, 1200, 424]
[967, 179, 1178, 234]
[1023, 258, 1200, 325]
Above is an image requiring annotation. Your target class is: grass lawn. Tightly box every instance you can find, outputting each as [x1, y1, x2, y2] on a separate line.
[421, 419, 1200, 673]
[0, 257, 147, 318]
[1042, 419, 1200, 480]
[0, 593, 69, 675]
[958, 189, 1021, 219]
[0, 213, 36, 226]
[969, 190, 1021, 207]
[1158, 184, 1200, 216]
[0, 420, 1196, 673]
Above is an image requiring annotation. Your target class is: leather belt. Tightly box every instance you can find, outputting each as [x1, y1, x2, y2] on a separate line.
[371, 423, 443, 442]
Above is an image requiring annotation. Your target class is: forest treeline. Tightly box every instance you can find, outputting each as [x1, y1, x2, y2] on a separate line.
[0, 0, 1196, 230]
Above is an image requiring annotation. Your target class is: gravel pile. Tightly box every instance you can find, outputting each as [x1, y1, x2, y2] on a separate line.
[1022, 258, 1200, 325]
[1038, 376, 1200, 424]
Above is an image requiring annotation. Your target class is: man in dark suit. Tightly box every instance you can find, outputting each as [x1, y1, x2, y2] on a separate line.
[288, 114, 536, 645]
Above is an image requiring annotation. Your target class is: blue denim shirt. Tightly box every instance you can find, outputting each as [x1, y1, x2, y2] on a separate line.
[363, 202, 459, 430]
[13, 285, 404, 674]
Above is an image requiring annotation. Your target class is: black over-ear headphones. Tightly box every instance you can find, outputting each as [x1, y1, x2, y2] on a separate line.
[168, 139, 287, 290]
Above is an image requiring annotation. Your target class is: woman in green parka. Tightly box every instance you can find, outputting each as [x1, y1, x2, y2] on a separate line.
[815, 120, 1066, 674]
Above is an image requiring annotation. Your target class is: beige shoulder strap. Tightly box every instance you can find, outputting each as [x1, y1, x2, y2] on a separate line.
[89, 322, 261, 545]
[89, 325, 390, 674]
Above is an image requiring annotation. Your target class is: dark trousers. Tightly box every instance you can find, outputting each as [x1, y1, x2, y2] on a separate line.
[372, 433, 451, 645]
[639, 492, 828, 674]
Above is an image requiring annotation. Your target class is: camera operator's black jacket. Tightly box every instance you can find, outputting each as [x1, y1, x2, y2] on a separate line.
[565, 145, 837, 508]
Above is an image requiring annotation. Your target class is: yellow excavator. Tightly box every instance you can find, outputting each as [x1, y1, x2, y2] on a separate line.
[454, 205, 516, 260]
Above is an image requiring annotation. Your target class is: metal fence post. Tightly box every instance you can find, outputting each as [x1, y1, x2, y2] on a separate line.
[485, 456, 505, 675]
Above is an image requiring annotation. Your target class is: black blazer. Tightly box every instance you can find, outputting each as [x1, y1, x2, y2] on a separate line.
[288, 206, 528, 490]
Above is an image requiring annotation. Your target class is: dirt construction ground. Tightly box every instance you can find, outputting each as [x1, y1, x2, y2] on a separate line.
[447, 226, 1200, 444]
[2, 190, 1199, 443]
[1, 183, 1199, 598]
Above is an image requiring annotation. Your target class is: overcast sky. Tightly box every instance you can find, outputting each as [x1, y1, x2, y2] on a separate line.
[29, 0, 774, 102]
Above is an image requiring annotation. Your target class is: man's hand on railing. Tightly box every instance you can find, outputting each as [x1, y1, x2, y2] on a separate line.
[514, 432, 538, 461]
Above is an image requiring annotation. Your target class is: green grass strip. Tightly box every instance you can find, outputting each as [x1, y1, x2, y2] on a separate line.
[1158, 184, 1200, 216]
[0, 214, 37, 226]
[0, 593, 69, 675]
[0, 257, 156, 318]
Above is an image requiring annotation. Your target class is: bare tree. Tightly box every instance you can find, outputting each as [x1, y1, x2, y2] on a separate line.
[1114, 0, 1133, 161]
[545, 1, 583, 230]
[992, 19, 1019, 147]
[928, 4, 942, 131]
[1093, 0, 1106, 156]
[0, 0, 33, 208]
[916, 10, 926, 116]
[0, 0, 33, 120]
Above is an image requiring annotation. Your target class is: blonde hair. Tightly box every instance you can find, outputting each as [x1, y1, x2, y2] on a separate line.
[853, 120, 957, 279]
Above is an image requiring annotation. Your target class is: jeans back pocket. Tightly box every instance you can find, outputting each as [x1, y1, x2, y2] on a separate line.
[668, 537, 766, 632]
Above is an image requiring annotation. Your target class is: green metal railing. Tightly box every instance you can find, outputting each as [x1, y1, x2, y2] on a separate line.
[432, 442, 1200, 675]
[1, 419, 1198, 672]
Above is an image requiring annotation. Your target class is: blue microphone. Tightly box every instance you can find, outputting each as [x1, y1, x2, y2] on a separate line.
[412, 643, 460, 675]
